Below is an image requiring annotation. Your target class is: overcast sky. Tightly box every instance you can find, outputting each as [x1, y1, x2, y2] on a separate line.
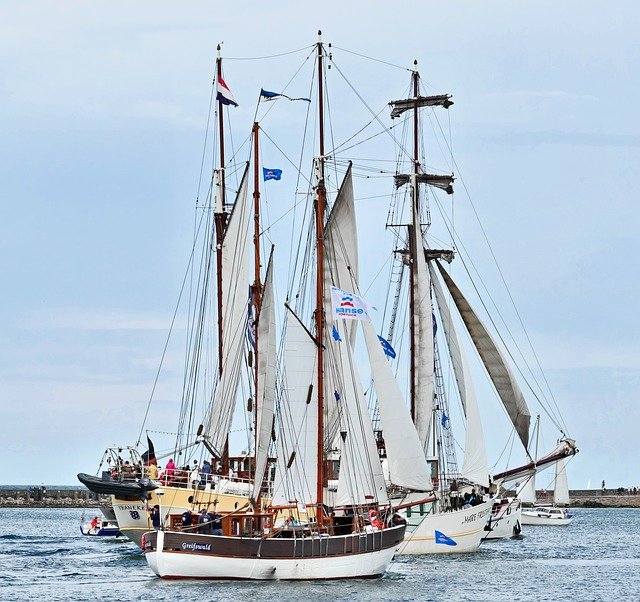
[1, 1, 638, 489]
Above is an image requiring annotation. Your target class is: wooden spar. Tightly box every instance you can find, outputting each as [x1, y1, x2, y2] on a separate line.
[409, 63, 419, 423]
[315, 31, 326, 527]
[252, 121, 262, 507]
[215, 47, 230, 472]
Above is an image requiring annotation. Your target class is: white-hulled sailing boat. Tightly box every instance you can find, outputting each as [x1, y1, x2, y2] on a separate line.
[142, 33, 406, 580]
[369, 62, 577, 551]
[77, 47, 275, 546]
[521, 458, 574, 526]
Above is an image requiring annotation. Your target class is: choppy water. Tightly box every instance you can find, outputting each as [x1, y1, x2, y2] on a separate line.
[1, 507, 638, 601]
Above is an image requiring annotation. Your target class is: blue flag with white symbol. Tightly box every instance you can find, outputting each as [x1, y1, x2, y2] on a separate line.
[434, 530, 457, 546]
[377, 335, 396, 359]
[332, 325, 342, 342]
[263, 168, 282, 181]
[441, 413, 449, 428]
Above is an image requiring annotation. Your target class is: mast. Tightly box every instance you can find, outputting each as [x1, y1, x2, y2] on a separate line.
[409, 62, 420, 423]
[314, 31, 326, 526]
[252, 121, 262, 506]
[215, 45, 230, 473]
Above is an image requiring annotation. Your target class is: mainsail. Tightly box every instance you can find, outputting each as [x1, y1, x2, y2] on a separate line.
[411, 180, 435, 452]
[553, 458, 570, 505]
[204, 163, 252, 455]
[435, 260, 531, 450]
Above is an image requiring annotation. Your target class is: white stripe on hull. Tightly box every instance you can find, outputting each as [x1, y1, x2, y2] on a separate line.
[398, 500, 493, 554]
[146, 531, 398, 580]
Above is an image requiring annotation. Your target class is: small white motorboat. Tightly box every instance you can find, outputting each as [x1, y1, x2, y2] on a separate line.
[521, 506, 573, 526]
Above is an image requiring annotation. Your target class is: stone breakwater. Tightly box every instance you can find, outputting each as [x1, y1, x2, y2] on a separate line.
[2, 487, 639, 508]
[0, 487, 110, 508]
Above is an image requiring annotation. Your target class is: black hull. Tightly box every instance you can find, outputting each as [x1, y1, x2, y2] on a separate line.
[77, 473, 158, 498]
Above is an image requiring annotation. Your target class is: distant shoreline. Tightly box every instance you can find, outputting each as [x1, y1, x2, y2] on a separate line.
[1, 486, 640, 509]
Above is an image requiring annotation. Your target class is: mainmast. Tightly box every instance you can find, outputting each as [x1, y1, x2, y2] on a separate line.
[252, 120, 263, 507]
[314, 31, 327, 526]
[409, 62, 419, 423]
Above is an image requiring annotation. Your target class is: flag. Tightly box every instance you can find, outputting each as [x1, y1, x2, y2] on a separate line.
[141, 436, 157, 466]
[377, 335, 396, 359]
[441, 413, 449, 428]
[216, 76, 238, 107]
[332, 325, 342, 342]
[434, 530, 457, 546]
[263, 168, 283, 181]
[330, 286, 371, 321]
[260, 88, 311, 103]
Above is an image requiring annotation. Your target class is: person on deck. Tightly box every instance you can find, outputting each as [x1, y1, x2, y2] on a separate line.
[150, 505, 160, 530]
[165, 459, 176, 484]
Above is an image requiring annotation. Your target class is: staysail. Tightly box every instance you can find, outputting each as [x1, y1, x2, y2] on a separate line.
[333, 319, 389, 507]
[430, 263, 489, 488]
[204, 163, 252, 455]
[362, 318, 432, 491]
[435, 261, 531, 450]
[272, 307, 318, 506]
[251, 251, 277, 502]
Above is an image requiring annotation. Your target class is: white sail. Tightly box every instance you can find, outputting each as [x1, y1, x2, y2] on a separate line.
[554, 458, 570, 505]
[517, 475, 537, 504]
[333, 320, 389, 507]
[251, 251, 277, 502]
[324, 165, 359, 449]
[429, 264, 489, 488]
[412, 178, 435, 452]
[204, 164, 252, 455]
[361, 319, 432, 491]
[272, 307, 318, 506]
[435, 261, 531, 450]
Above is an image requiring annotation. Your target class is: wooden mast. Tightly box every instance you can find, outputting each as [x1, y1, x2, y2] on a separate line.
[409, 61, 420, 423]
[215, 45, 230, 474]
[314, 31, 327, 527]
[252, 121, 262, 506]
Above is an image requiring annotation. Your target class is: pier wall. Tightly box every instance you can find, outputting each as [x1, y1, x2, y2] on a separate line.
[0, 487, 110, 508]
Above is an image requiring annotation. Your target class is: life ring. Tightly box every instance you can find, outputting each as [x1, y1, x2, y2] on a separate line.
[368, 509, 382, 529]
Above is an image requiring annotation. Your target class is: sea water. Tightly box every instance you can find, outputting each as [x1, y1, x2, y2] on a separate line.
[1, 507, 638, 601]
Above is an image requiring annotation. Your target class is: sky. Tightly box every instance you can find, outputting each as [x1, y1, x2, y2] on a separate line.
[1, 1, 639, 489]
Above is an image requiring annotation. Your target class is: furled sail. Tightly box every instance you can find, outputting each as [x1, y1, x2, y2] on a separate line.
[435, 261, 531, 450]
[429, 263, 489, 488]
[553, 458, 570, 505]
[333, 320, 389, 507]
[204, 163, 252, 455]
[493, 438, 577, 485]
[361, 319, 432, 492]
[251, 251, 277, 502]
[323, 164, 359, 449]
[411, 181, 435, 452]
[272, 306, 318, 506]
